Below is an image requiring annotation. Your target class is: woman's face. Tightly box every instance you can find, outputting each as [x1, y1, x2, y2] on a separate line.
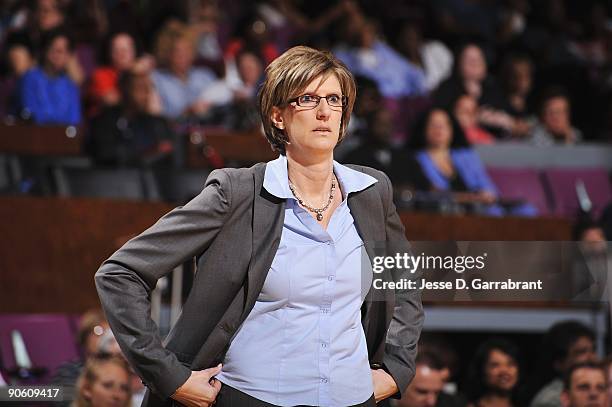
[169, 39, 195, 74]
[484, 349, 519, 392]
[510, 61, 532, 95]
[8, 45, 33, 76]
[425, 110, 453, 149]
[237, 52, 263, 86]
[454, 95, 478, 129]
[542, 96, 571, 134]
[45, 36, 70, 73]
[83, 362, 131, 407]
[459, 45, 487, 82]
[274, 74, 344, 157]
[110, 34, 136, 71]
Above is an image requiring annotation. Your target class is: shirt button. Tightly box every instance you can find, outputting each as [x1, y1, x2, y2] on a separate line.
[321, 342, 328, 348]
[328, 275, 334, 281]
[321, 378, 328, 383]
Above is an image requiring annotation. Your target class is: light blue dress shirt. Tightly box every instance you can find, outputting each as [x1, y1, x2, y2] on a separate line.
[151, 67, 215, 119]
[216, 155, 378, 407]
[333, 41, 427, 99]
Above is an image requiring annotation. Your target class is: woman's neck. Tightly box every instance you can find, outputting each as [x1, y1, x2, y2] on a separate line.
[426, 146, 450, 156]
[478, 392, 513, 407]
[286, 152, 335, 201]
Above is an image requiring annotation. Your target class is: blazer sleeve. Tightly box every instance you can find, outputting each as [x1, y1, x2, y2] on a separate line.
[380, 172, 424, 398]
[94, 169, 233, 398]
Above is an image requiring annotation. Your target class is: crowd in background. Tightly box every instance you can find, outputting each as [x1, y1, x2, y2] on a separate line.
[0, 0, 611, 220]
[1, 2, 612, 406]
[2, 309, 606, 407]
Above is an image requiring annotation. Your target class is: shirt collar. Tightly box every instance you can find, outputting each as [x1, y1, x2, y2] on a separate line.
[263, 155, 378, 200]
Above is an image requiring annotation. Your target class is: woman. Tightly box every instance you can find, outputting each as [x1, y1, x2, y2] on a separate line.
[95, 45, 423, 407]
[465, 339, 523, 407]
[87, 31, 154, 116]
[408, 108, 537, 217]
[15, 28, 81, 125]
[433, 43, 516, 137]
[73, 354, 132, 407]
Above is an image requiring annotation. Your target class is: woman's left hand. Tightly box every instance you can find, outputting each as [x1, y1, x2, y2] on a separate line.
[371, 368, 398, 402]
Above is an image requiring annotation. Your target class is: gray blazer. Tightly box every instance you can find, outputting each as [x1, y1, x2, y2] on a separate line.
[95, 162, 423, 407]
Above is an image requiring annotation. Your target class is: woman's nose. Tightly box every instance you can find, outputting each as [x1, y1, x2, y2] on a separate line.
[316, 98, 332, 119]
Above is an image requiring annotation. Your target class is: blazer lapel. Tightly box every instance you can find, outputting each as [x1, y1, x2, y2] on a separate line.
[241, 164, 286, 321]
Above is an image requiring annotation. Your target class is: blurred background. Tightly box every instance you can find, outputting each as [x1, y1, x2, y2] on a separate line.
[0, 0, 611, 406]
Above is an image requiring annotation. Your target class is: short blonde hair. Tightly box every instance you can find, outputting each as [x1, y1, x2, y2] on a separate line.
[154, 19, 197, 68]
[258, 45, 356, 154]
[74, 354, 132, 407]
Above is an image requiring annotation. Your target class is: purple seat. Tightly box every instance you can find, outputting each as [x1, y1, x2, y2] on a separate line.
[0, 314, 79, 384]
[543, 168, 612, 218]
[487, 167, 550, 216]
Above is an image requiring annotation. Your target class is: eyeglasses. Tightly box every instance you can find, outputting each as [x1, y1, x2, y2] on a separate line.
[288, 94, 347, 110]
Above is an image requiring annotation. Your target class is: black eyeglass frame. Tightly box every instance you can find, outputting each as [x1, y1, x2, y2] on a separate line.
[287, 94, 348, 110]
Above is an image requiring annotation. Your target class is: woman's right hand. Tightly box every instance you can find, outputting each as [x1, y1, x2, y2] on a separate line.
[170, 364, 223, 407]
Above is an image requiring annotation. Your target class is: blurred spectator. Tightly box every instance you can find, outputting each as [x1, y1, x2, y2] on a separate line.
[199, 47, 263, 108]
[96, 330, 146, 407]
[433, 43, 516, 137]
[86, 70, 174, 166]
[259, 0, 354, 50]
[198, 47, 264, 129]
[568, 3, 609, 70]
[570, 219, 609, 302]
[17, 0, 85, 86]
[346, 75, 382, 137]
[152, 21, 216, 119]
[87, 31, 154, 116]
[333, 12, 427, 99]
[0, 1, 29, 41]
[14, 28, 81, 125]
[528, 87, 582, 146]
[0, 31, 34, 118]
[496, 0, 530, 46]
[605, 356, 612, 403]
[33, 0, 64, 31]
[408, 108, 536, 216]
[499, 53, 535, 137]
[529, 321, 597, 407]
[343, 108, 428, 189]
[51, 309, 109, 406]
[573, 219, 607, 243]
[225, 12, 279, 66]
[394, 23, 453, 92]
[521, 0, 581, 68]
[74, 354, 132, 407]
[465, 338, 523, 407]
[387, 351, 467, 407]
[430, 0, 499, 47]
[452, 94, 495, 145]
[188, 0, 224, 66]
[64, 0, 108, 45]
[560, 362, 608, 407]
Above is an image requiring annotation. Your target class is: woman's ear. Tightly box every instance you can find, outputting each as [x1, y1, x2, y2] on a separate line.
[271, 106, 284, 130]
[82, 383, 93, 401]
